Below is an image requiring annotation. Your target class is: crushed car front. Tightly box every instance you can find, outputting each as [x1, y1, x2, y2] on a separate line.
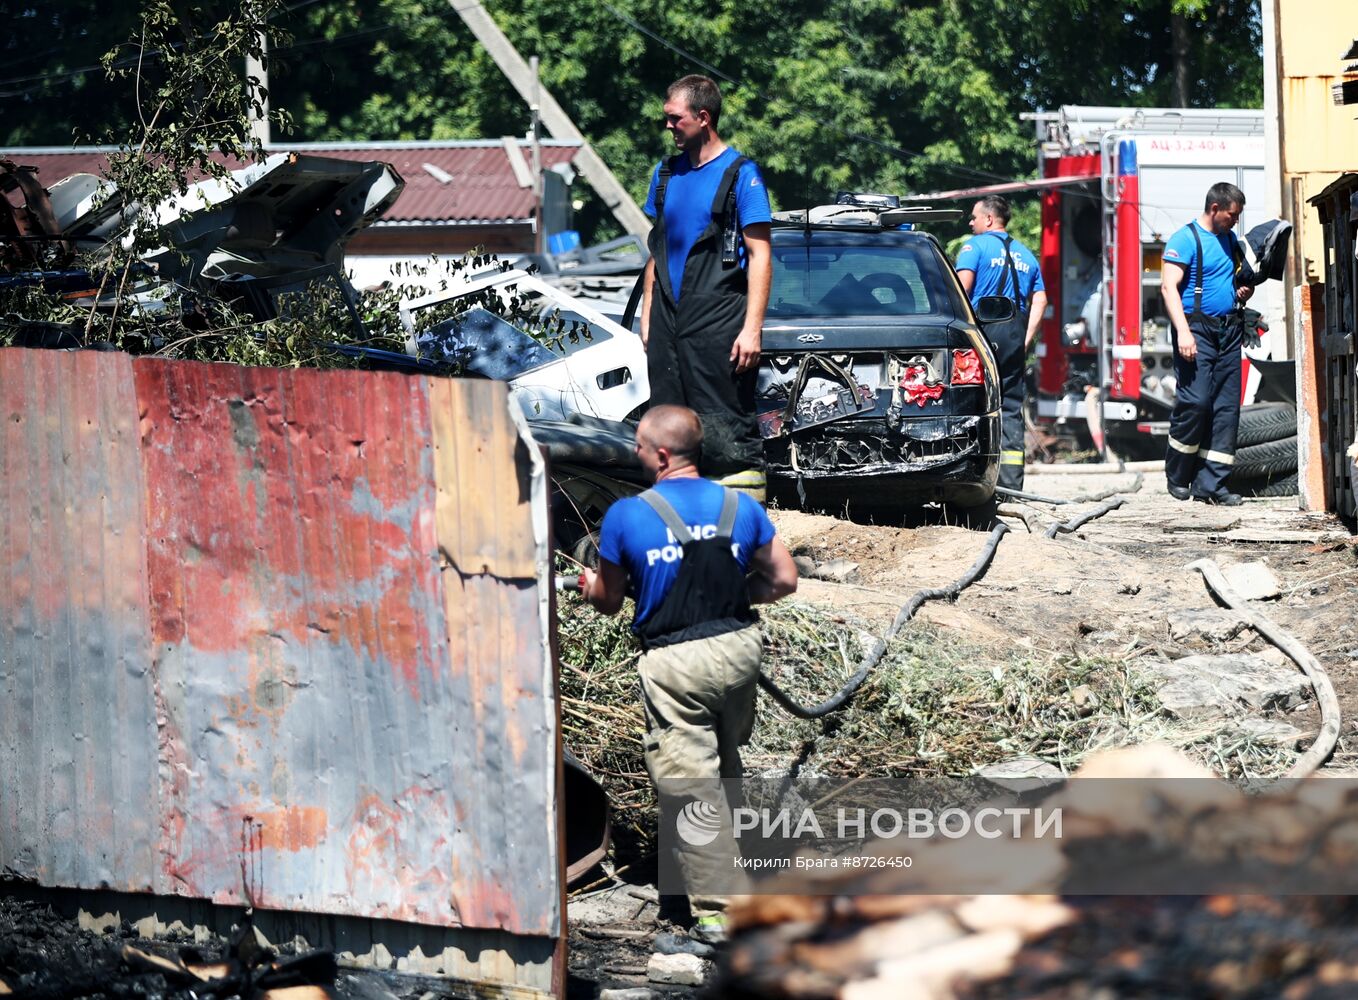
[760, 224, 1000, 508]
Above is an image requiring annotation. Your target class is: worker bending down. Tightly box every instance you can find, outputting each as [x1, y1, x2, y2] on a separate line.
[582, 405, 797, 941]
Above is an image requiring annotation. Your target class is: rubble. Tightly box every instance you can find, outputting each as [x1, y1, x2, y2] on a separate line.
[646, 951, 705, 985]
[1223, 559, 1283, 601]
[720, 746, 1358, 997]
[1168, 608, 1251, 644]
[975, 757, 1064, 792]
[1233, 717, 1306, 746]
[1150, 653, 1309, 717]
[809, 559, 862, 584]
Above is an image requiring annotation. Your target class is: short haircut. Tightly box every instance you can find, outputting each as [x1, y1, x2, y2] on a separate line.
[1204, 182, 1246, 212]
[638, 405, 703, 462]
[977, 194, 1012, 226]
[667, 75, 722, 130]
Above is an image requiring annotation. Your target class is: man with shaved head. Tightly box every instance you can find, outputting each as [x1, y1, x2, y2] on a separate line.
[583, 404, 797, 942]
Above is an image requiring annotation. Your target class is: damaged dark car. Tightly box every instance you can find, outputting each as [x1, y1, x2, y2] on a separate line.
[758, 202, 1004, 510]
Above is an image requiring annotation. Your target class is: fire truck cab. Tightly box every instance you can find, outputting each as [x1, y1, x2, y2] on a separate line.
[1029, 106, 1284, 454]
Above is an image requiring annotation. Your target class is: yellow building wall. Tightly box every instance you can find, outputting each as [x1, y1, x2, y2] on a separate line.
[1278, 0, 1358, 281]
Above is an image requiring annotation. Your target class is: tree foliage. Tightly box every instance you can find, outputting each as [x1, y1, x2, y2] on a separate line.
[5, 0, 1263, 244]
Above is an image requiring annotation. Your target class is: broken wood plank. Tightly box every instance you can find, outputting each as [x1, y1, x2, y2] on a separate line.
[1209, 530, 1337, 543]
[580, 926, 655, 940]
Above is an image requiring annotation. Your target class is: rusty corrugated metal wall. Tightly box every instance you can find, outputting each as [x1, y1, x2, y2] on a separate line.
[0, 349, 561, 988]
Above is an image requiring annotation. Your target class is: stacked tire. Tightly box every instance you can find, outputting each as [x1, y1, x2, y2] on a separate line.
[1229, 402, 1298, 497]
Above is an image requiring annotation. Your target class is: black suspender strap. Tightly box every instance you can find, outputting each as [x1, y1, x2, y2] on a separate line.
[654, 157, 677, 218]
[709, 155, 749, 265]
[638, 488, 692, 544]
[998, 234, 1026, 311]
[638, 486, 740, 543]
[1189, 225, 1205, 322]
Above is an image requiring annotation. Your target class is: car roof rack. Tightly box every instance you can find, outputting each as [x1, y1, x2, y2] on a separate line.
[771, 204, 963, 229]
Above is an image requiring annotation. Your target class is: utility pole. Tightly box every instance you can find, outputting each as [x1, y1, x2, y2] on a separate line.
[447, 0, 650, 237]
[246, 29, 270, 146]
[531, 54, 544, 254]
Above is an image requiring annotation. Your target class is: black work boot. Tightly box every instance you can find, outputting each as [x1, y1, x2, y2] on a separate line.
[1167, 482, 1191, 501]
[1191, 489, 1243, 506]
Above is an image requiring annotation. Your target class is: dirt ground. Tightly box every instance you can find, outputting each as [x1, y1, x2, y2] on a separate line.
[770, 467, 1358, 758]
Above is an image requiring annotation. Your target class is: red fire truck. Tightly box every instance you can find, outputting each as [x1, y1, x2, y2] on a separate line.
[906, 106, 1283, 457]
[1018, 106, 1287, 455]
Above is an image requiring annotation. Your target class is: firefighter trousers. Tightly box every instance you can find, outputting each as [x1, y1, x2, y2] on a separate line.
[638, 624, 762, 921]
[1166, 317, 1242, 497]
[987, 314, 1027, 491]
[647, 301, 763, 477]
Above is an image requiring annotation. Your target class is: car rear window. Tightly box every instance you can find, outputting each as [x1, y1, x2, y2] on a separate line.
[768, 242, 950, 318]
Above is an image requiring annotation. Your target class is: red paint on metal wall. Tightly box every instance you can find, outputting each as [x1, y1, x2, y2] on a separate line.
[136, 362, 440, 699]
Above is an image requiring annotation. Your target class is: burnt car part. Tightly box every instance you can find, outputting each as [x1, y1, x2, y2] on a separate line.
[760, 218, 1000, 510]
[0, 159, 72, 269]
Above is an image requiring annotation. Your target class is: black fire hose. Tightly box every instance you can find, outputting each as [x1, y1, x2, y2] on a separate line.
[757, 522, 1011, 719]
[1044, 497, 1126, 539]
[997, 472, 1144, 507]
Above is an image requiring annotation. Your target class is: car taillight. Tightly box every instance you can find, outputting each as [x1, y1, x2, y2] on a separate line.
[951, 349, 983, 385]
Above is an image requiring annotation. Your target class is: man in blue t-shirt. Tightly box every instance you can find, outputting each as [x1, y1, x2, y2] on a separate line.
[583, 404, 796, 940]
[1160, 181, 1255, 506]
[956, 195, 1048, 491]
[642, 75, 773, 499]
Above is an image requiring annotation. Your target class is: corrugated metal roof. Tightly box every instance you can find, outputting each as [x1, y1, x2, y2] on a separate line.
[0, 348, 561, 940]
[0, 141, 580, 225]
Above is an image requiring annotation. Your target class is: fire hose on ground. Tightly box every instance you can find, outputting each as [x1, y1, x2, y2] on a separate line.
[756, 522, 1011, 719]
[1188, 558, 1341, 780]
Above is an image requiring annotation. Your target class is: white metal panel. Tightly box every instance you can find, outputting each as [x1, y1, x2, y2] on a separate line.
[1138, 165, 1224, 242]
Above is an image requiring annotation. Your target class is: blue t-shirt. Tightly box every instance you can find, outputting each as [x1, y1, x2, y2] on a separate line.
[643, 147, 773, 301]
[955, 231, 1045, 309]
[597, 477, 777, 630]
[1162, 221, 1241, 317]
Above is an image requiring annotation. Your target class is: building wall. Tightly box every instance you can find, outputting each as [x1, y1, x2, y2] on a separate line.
[1276, 0, 1358, 511]
[1278, 0, 1358, 282]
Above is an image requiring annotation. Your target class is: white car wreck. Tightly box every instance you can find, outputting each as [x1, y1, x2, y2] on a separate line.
[401, 266, 649, 423]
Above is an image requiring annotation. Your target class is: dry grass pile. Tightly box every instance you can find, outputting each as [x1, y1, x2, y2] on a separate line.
[556, 594, 1303, 870]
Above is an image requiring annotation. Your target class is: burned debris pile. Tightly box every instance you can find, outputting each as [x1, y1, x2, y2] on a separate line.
[719, 746, 1358, 999]
[0, 898, 340, 1000]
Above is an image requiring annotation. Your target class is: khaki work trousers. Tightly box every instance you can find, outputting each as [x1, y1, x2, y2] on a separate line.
[638, 625, 762, 919]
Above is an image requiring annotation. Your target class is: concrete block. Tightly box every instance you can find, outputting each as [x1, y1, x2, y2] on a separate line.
[976, 757, 1065, 792]
[1168, 608, 1250, 644]
[812, 559, 860, 584]
[1235, 717, 1305, 747]
[647, 951, 705, 985]
[1151, 654, 1308, 718]
[1223, 560, 1282, 601]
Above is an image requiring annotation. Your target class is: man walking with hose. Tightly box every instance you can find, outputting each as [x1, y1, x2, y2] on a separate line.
[956, 195, 1048, 492]
[582, 404, 797, 941]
